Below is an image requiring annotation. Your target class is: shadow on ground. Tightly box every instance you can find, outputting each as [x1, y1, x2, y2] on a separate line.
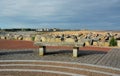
[0, 49, 107, 57]
[46, 50, 107, 57]
[0, 50, 34, 56]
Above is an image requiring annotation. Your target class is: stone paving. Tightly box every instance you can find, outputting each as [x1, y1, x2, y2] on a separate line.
[0, 48, 120, 69]
[97, 48, 120, 68]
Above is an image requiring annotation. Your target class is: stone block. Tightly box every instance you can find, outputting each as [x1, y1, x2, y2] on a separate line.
[65, 38, 75, 43]
[1, 36, 6, 39]
[55, 38, 61, 42]
[41, 37, 47, 42]
[17, 35, 23, 40]
[18, 37, 23, 40]
[34, 35, 41, 41]
[46, 38, 51, 42]
[93, 42, 98, 46]
[14, 35, 19, 40]
[98, 42, 105, 46]
[23, 37, 32, 41]
[104, 42, 109, 47]
[85, 41, 90, 46]
[50, 38, 55, 42]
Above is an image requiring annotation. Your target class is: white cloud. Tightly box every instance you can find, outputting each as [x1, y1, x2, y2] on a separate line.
[0, 0, 120, 30]
[0, 0, 119, 17]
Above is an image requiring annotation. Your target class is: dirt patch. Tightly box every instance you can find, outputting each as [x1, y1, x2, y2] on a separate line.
[0, 39, 110, 51]
[0, 39, 38, 50]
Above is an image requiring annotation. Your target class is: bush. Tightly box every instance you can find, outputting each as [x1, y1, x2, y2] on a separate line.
[31, 36, 35, 41]
[109, 37, 117, 46]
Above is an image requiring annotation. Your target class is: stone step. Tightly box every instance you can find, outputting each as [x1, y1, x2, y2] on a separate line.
[0, 60, 120, 76]
[0, 64, 112, 76]
[0, 69, 78, 76]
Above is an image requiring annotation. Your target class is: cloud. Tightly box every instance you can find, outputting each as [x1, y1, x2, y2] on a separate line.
[0, 0, 120, 30]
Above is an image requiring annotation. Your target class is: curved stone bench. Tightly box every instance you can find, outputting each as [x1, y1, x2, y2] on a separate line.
[34, 42, 84, 57]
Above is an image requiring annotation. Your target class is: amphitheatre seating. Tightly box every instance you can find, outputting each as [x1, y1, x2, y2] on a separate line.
[34, 42, 84, 57]
[0, 60, 120, 76]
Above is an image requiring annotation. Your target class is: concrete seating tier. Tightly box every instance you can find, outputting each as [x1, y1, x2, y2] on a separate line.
[0, 60, 120, 76]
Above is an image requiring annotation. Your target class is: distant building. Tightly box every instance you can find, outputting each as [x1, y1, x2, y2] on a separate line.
[36, 28, 60, 32]
[36, 29, 44, 32]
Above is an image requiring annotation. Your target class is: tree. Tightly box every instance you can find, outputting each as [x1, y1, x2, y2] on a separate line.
[109, 36, 117, 46]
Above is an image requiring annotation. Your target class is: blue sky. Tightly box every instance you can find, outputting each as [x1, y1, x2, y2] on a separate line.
[0, 0, 120, 30]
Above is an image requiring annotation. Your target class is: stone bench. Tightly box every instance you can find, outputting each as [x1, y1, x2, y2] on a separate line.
[34, 42, 84, 57]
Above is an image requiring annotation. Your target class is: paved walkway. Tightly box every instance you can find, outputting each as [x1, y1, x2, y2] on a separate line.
[97, 48, 120, 68]
[0, 48, 120, 69]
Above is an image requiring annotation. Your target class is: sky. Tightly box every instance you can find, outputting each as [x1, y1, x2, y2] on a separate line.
[0, 0, 120, 30]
